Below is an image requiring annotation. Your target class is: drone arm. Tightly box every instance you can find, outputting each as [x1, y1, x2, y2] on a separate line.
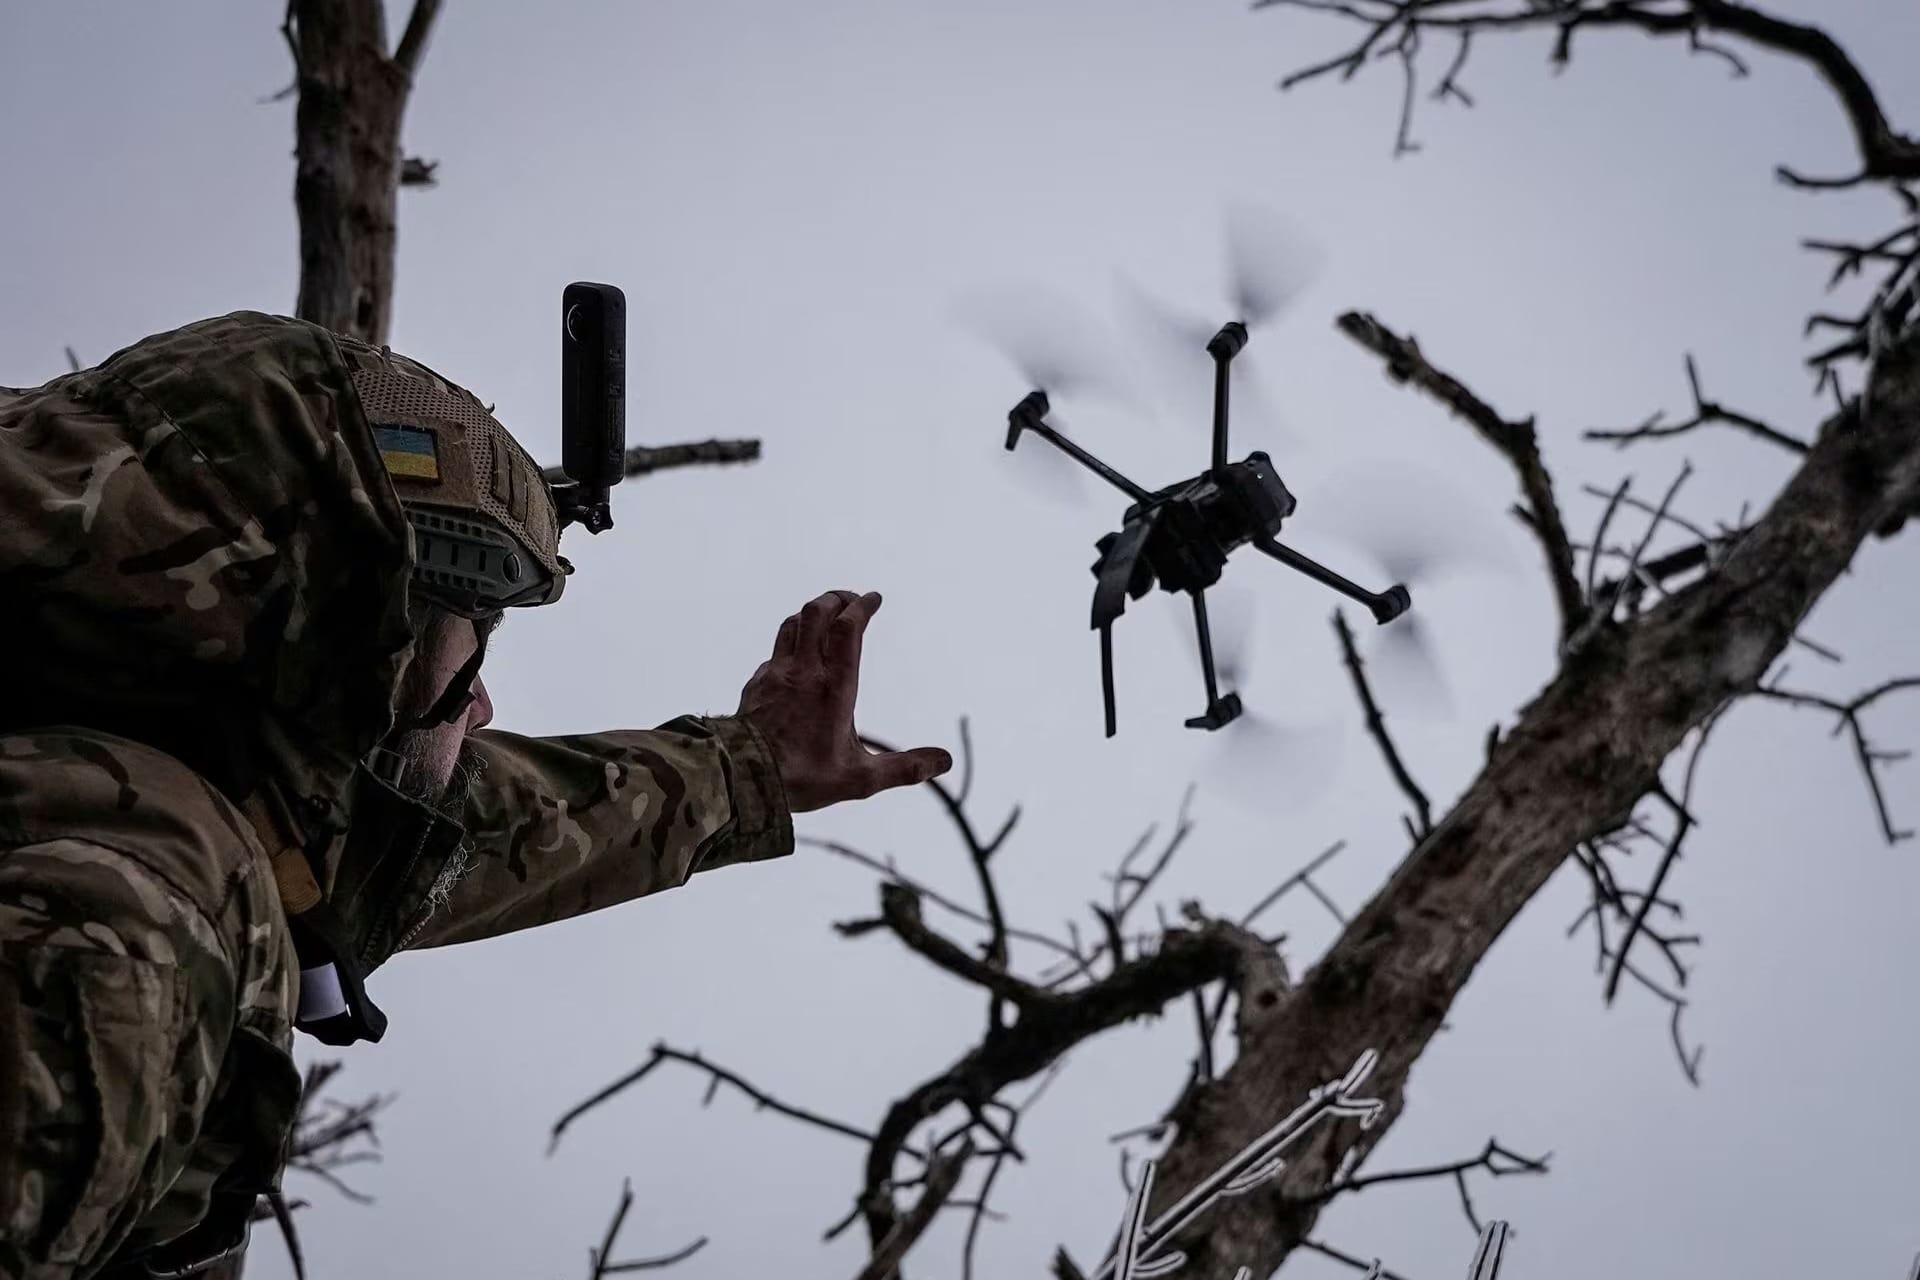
[1009, 393, 1154, 503]
[1210, 352, 1232, 477]
[1253, 537, 1411, 624]
[1206, 323, 1248, 477]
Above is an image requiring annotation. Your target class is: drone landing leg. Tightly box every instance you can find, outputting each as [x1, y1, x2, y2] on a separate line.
[1253, 537, 1412, 625]
[1183, 589, 1243, 732]
[1099, 623, 1118, 739]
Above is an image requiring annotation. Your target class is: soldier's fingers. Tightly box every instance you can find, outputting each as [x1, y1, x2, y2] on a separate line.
[824, 592, 882, 683]
[773, 613, 801, 659]
[796, 590, 859, 657]
[860, 746, 953, 797]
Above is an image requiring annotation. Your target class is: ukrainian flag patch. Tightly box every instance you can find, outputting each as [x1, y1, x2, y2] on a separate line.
[375, 425, 440, 481]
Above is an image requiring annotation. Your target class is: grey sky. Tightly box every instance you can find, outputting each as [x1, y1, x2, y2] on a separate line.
[4, 2, 1918, 1277]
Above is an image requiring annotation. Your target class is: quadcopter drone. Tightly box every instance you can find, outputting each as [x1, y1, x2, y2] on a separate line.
[1003, 318, 1412, 738]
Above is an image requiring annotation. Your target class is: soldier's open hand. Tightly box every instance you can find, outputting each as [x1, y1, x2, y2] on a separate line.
[738, 590, 953, 813]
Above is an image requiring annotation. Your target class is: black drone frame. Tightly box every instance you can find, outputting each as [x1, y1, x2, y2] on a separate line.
[1005, 320, 1411, 738]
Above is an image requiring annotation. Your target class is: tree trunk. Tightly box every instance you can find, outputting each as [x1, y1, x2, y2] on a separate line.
[1146, 327, 1920, 1278]
[289, 0, 438, 345]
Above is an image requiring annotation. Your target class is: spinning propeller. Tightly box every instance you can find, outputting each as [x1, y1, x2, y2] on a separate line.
[1165, 582, 1345, 808]
[1118, 201, 1324, 450]
[1298, 457, 1523, 719]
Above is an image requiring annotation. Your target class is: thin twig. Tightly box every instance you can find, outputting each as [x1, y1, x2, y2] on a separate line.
[1335, 309, 1585, 636]
[1293, 1137, 1549, 1236]
[855, 1140, 974, 1280]
[1756, 675, 1920, 842]
[1334, 610, 1432, 836]
[1584, 354, 1810, 454]
[549, 1043, 904, 1158]
[1299, 1238, 1411, 1280]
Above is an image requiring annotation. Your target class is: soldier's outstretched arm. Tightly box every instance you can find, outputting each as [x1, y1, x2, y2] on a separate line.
[402, 590, 954, 950]
[401, 712, 793, 949]
[0, 840, 254, 1279]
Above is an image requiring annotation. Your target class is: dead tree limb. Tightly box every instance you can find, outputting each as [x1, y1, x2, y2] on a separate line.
[1256, 0, 1920, 189]
[1334, 610, 1433, 839]
[854, 1141, 974, 1280]
[1585, 354, 1810, 455]
[548, 1042, 901, 1158]
[242, 1060, 394, 1280]
[284, 0, 443, 344]
[587, 1179, 709, 1277]
[1755, 674, 1920, 843]
[1289, 1136, 1550, 1237]
[1334, 310, 1586, 637]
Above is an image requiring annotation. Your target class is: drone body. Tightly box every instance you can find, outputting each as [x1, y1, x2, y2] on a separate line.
[1004, 320, 1412, 738]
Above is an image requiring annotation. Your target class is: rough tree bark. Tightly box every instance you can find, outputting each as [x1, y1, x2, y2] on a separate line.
[286, 0, 442, 346]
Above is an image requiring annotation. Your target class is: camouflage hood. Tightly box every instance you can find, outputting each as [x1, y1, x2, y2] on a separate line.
[0, 311, 441, 889]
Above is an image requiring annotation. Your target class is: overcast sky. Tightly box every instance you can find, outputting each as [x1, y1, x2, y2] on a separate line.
[5, 2, 1919, 1277]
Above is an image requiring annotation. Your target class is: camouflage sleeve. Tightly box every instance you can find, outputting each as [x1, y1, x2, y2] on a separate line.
[401, 713, 794, 950]
[0, 840, 236, 1279]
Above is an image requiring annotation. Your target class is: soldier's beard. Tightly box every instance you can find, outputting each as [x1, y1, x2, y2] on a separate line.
[385, 725, 480, 819]
[381, 725, 485, 911]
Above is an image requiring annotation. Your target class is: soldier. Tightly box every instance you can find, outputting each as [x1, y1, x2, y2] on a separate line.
[0, 312, 953, 1279]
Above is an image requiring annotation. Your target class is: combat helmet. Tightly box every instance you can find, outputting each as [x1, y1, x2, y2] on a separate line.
[336, 336, 571, 618]
[329, 282, 628, 727]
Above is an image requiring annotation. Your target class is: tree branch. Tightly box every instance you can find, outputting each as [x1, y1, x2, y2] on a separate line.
[1292, 1136, 1550, 1237]
[1299, 1239, 1405, 1280]
[1602, 706, 1721, 1010]
[853, 1141, 973, 1280]
[549, 1043, 896, 1157]
[587, 1179, 708, 1277]
[1584, 354, 1810, 454]
[390, 0, 442, 78]
[859, 917, 1270, 1256]
[1334, 609, 1433, 838]
[1336, 310, 1586, 636]
[809, 836, 1082, 965]
[881, 883, 1048, 1007]
[540, 439, 764, 490]
[1258, 0, 1920, 188]
[1756, 674, 1920, 842]
[963, 1064, 1067, 1280]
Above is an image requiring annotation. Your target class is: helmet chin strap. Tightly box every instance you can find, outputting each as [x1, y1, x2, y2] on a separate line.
[391, 643, 488, 735]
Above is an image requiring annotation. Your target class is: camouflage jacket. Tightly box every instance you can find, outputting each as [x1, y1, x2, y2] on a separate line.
[0, 315, 794, 1278]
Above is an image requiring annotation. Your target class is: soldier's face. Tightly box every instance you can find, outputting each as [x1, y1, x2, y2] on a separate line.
[390, 612, 496, 810]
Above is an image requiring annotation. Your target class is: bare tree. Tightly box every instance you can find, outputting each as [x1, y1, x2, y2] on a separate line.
[550, 4, 1920, 1278]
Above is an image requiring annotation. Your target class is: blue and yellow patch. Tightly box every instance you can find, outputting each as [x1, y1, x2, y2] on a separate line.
[375, 425, 440, 481]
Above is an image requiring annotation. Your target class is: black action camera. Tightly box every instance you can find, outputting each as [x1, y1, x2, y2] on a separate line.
[558, 281, 627, 534]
